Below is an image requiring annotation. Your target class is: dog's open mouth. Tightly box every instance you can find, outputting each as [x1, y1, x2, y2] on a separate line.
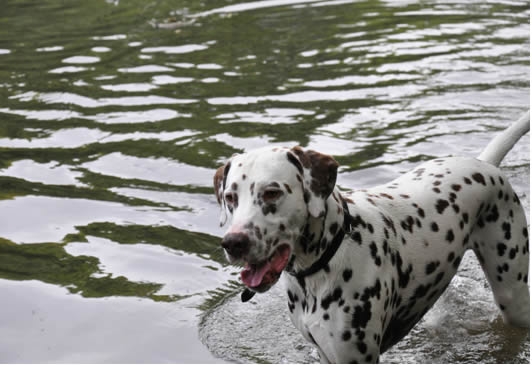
[240, 244, 291, 292]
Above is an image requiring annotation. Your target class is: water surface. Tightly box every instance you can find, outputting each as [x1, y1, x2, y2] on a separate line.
[0, 0, 529, 363]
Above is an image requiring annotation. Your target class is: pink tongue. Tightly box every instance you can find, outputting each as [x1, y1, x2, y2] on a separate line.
[240, 246, 291, 288]
[241, 261, 271, 288]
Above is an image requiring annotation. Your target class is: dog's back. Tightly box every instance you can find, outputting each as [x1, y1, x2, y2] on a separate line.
[344, 152, 529, 352]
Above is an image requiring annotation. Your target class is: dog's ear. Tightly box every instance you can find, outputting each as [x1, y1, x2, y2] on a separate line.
[214, 163, 227, 205]
[289, 146, 338, 218]
[213, 161, 232, 226]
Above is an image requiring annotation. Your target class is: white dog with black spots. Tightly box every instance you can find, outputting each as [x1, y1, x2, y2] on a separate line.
[214, 111, 529, 363]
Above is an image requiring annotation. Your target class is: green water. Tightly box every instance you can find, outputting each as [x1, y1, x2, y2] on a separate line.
[0, 0, 529, 363]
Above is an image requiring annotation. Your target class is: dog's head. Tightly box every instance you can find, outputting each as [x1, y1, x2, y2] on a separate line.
[213, 146, 338, 293]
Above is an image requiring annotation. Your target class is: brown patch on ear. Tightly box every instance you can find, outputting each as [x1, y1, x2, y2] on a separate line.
[290, 146, 310, 167]
[307, 150, 338, 199]
[213, 165, 225, 205]
[213, 162, 231, 205]
[290, 146, 338, 198]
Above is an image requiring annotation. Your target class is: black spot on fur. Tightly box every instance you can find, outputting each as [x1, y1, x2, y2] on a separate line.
[380, 214, 397, 237]
[448, 192, 457, 203]
[283, 183, 293, 194]
[288, 302, 295, 313]
[400, 217, 414, 233]
[343, 269, 353, 282]
[451, 184, 462, 192]
[351, 231, 362, 244]
[287, 289, 294, 302]
[435, 199, 449, 214]
[429, 273, 442, 287]
[369, 241, 381, 266]
[382, 240, 389, 255]
[447, 252, 455, 262]
[351, 301, 372, 329]
[497, 242, 507, 256]
[321, 287, 343, 310]
[431, 222, 439, 232]
[425, 261, 439, 275]
[333, 287, 343, 301]
[472, 173, 486, 185]
[502, 222, 512, 240]
[486, 204, 500, 222]
[453, 256, 461, 269]
[250, 182, 255, 195]
[353, 215, 367, 229]
[446, 229, 455, 243]
[357, 341, 367, 354]
[394, 253, 412, 288]
[262, 204, 277, 215]
[321, 297, 332, 311]
[413, 284, 431, 299]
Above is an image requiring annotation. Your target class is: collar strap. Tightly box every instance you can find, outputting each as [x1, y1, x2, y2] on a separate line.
[290, 199, 352, 280]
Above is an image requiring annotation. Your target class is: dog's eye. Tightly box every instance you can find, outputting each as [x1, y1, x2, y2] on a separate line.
[225, 193, 234, 204]
[263, 189, 283, 202]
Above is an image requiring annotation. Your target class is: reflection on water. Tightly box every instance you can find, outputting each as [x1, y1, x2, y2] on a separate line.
[0, 0, 529, 363]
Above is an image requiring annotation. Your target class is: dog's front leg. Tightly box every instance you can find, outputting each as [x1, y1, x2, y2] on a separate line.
[306, 302, 383, 364]
[316, 347, 331, 364]
[310, 326, 381, 364]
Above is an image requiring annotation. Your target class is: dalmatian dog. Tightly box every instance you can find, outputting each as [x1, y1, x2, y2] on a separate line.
[213, 111, 530, 363]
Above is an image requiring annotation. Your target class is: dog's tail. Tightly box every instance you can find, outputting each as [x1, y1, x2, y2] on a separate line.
[477, 110, 530, 167]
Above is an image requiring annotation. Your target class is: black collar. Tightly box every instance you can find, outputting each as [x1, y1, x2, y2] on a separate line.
[241, 198, 352, 303]
[290, 199, 352, 280]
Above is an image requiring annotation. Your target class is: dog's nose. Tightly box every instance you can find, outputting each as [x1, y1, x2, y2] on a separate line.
[221, 232, 250, 259]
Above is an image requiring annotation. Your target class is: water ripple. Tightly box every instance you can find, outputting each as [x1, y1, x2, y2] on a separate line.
[11, 91, 197, 107]
[0, 0, 528, 362]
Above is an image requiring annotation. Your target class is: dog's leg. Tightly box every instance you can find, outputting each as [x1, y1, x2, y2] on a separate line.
[304, 293, 384, 364]
[471, 186, 529, 327]
[317, 348, 331, 364]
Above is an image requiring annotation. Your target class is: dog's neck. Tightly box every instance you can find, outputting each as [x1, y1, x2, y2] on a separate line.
[288, 190, 351, 278]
